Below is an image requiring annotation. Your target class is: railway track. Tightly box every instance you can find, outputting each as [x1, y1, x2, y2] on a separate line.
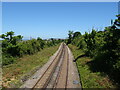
[32, 43, 69, 89]
[21, 43, 81, 89]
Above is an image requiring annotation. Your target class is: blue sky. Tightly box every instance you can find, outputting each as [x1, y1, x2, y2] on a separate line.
[2, 2, 118, 39]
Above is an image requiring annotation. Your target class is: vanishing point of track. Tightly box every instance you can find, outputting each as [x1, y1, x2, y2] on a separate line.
[32, 43, 69, 89]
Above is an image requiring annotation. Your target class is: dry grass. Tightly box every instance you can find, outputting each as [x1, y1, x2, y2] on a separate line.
[2, 45, 59, 88]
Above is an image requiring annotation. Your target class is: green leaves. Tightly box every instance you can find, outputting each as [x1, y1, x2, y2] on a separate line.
[67, 15, 120, 83]
[1, 31, 62, 66]
[0, 31, 23, 45]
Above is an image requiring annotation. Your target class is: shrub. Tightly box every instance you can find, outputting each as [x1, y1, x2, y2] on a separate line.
[2, 53, 15, 65]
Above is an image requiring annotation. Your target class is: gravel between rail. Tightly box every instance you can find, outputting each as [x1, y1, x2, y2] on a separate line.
[20, 43, 81, 89]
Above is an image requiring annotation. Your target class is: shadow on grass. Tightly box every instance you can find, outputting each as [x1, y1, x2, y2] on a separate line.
[72, 50, 120, 88]
[73, 54, 86, 62]
[86, 58, 120, 88]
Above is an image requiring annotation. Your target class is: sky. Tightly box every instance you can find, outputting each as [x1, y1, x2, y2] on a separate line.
[2, 2, 118, 39]
[2, 0, 120, 2]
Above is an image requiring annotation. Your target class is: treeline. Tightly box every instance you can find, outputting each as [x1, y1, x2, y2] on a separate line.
[67, 15, 120, 85]
[0, 32, 63, 66]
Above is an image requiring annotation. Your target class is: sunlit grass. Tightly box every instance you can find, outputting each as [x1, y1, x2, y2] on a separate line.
[2, 45, 59, 88]
[68, 44, 116, 88]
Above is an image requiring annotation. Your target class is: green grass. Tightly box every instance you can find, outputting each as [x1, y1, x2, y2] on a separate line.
[2, 45, 59, 88]
[68, 44, 116, 88]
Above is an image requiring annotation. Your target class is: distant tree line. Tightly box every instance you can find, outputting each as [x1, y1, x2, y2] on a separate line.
[67, 15, 120, 86]
[0, 32, 63, 66]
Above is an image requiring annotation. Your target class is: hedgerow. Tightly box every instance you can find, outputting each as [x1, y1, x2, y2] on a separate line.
[1, 32, 63, 66]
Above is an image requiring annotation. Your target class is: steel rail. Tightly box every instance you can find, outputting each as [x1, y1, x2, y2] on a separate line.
[32, 43, 65, 89]
[53, 44, 69, 89]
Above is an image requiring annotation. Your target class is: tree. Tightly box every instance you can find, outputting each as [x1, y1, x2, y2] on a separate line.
[6, 31, 14, 41]
[0, 34, 6, 39]
[73, 31, 81, 39]
[37, 37, 42, 41]
[67, 30, 73, 44]
[11, 35, 23, 45]
[84, 29, 97, 57]
[37, 37, 45, 49]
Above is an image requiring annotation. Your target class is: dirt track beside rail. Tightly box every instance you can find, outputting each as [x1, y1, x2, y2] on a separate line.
[21, 43, 81, 89]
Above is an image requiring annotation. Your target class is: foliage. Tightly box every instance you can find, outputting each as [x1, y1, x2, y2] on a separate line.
[67, 15, 120, 86]
[67, 30, 74, 44]
[2, 53, 16, 65]
[73, 31, 81, 39]
[1, 31, 63, 66]
[2, 45, 59, 88]
[68, 44, 115, 88]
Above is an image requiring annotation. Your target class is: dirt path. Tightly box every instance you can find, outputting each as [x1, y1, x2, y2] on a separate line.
[20, 43, 81, 89]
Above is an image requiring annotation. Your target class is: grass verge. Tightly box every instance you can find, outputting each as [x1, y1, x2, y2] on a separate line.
[68, 44, 116, 88]
[2, 45, 59, 88]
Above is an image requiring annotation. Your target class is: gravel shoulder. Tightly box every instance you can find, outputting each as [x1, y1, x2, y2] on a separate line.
[20, 43, 81, 88]
[66, 45, 81, 88]
[20, 44, 62, 88]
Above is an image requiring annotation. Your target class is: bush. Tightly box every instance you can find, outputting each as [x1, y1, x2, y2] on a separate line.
[1, 31, 62, 66]
[2, 53, 16, 65]
[67, 15, 120, 86]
